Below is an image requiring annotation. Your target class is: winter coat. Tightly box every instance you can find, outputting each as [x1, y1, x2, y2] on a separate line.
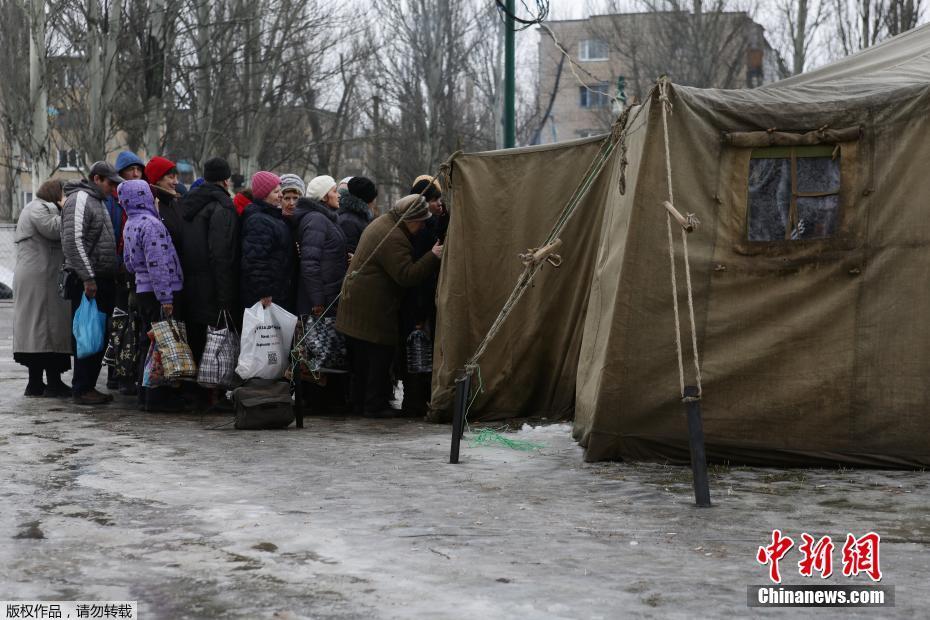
[13, 199, 72, 354]
[335, 212, 440, 346]
[337, 192, 372, 253]
[401, 212, 450, 333]
[104, 193, 127, 269]
[178, 182, 240, 325]
[239, 200, 296, 312]
[122, 191, 184, 305]
[152, 184, 185, 258]
[292, 198, 348, 317]
[61, 179, 118, 282]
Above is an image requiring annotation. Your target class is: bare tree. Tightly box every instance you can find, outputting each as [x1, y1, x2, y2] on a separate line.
[0, 1, 30, 219]
[0, 0, 60, 218]
[364, 0, 525, 193]
[777, 0, 827, 74]
[831, 0, 888, 55]
[885, 0, 923, 34]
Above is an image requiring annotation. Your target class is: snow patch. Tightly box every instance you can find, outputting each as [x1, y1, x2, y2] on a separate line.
[517, 422, 572, 437]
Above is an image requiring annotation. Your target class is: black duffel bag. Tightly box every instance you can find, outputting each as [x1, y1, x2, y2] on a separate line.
[232, 378, 294, 430]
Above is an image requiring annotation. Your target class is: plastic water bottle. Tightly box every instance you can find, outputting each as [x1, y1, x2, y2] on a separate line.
[406, 329, 433, 374]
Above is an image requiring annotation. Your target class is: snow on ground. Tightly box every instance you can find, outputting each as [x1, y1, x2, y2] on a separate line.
[517, 422, 573, 437]
[1, 305, 929, 619]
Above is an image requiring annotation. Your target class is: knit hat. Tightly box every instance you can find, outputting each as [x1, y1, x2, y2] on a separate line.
[203, 157, 232, 183]
[190, 178, 205, 190]
[250, 171, 281, 201]
[117, 179, 155, 213]
[339, 176, 353, 185]
[233, 191, 252, 215]
[279, 173, 306, 196]
[348, 177, 378, 204]
[307, 175, 337, 201]
[145, 156, 177, 185]
[115, 151, 144, 174]
[390, 194, 432, 222]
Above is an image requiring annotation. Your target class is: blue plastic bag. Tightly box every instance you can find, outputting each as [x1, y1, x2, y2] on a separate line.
[72, 294, 107, 359]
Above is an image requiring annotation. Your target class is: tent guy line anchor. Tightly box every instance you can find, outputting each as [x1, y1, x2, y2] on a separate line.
[520, 238, 563, 268]
[663, 201, 700, 233]
[658, 76, 711, 508]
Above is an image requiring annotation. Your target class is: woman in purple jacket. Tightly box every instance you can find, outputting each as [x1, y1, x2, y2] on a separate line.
[119, 180, 186, 412]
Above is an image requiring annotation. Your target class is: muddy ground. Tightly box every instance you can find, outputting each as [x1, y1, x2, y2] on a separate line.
[1, 303, 928, 619]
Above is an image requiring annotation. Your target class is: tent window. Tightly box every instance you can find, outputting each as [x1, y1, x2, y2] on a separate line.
[747, 145, 841, 242]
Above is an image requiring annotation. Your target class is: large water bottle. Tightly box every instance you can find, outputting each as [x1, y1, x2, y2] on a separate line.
[406, 329, 433, 374]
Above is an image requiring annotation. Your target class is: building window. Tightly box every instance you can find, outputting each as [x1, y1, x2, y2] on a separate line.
[21, 192, 33, 211]
[57, 149, 81, 171]
[579, 39, 608, 61]
[579, 83, 610, 109]
[747, 145, 841, 242]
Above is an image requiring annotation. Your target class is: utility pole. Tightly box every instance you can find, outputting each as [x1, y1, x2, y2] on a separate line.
[503, 0, 515, 148]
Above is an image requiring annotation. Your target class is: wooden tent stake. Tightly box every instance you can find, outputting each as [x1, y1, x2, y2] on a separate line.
[684, 385, 711, 507]
[449, 372, 471, 464]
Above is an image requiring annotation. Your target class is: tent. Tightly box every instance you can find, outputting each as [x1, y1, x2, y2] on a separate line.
[430, 24, 930, 467]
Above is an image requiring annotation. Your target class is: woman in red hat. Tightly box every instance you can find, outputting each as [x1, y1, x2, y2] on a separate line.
[145, 156, 185, 262]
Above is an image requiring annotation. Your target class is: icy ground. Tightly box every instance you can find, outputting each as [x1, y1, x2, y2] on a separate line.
[1, 304, 929, 619]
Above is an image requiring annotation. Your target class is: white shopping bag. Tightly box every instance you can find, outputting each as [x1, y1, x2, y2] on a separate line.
[235, 302, 299, 380]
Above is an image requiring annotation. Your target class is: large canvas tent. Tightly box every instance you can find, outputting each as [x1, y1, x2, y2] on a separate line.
[430, 24, 930, 467]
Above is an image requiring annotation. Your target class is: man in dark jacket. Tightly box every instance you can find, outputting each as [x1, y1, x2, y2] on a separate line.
[61, 161, 123, 405]
[178, 157, 240, 362]
[338, 177, 377, 253]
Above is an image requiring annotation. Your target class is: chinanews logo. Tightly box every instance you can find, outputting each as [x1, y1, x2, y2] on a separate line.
[747, 530, 893, 608]
[756, 530, 881, 583]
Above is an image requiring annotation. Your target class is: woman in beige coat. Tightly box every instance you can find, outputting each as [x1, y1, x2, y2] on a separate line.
[14, 179, 73, 397]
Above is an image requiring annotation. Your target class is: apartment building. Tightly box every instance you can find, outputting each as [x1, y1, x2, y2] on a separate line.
[535, 11, 782, 144]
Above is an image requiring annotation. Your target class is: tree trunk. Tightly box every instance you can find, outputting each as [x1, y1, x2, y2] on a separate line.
[143, 0, 168, 157]
[193, 0, 215, 168]
[86, 0, 121, 164]
[87, 0, 104, 164]
[28, 0, 49, 192]
[11, 138, 23, 221]
[793, 0, 809, 75]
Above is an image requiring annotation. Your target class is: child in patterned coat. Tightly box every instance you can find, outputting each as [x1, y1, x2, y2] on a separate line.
[119, 179, 187, 411]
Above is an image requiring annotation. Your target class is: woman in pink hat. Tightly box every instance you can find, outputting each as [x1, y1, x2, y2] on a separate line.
[239, 171, 296, 312]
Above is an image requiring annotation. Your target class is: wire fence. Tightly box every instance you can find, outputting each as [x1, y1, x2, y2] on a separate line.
[0, 223, 16, 300]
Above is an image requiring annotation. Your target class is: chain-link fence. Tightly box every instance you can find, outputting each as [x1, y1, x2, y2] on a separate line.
[0, 223, 16, 300]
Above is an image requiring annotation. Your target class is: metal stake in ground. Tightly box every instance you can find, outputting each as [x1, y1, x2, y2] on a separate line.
[449, 372, 472, 464]
[293, 357, 304, 429]
[684, 385, 711, 507]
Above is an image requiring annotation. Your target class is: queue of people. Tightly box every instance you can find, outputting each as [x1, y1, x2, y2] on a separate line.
[12, 152, 446, 419]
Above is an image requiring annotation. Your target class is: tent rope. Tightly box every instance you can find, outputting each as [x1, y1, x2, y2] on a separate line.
[460, 87, 657, 389]
[658, 76, 703, 400]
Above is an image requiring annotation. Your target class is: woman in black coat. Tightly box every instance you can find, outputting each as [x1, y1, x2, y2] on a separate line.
[239, 171, 296, 312]
[297, 175, 351, 414]
[292, 190, 348, 318]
